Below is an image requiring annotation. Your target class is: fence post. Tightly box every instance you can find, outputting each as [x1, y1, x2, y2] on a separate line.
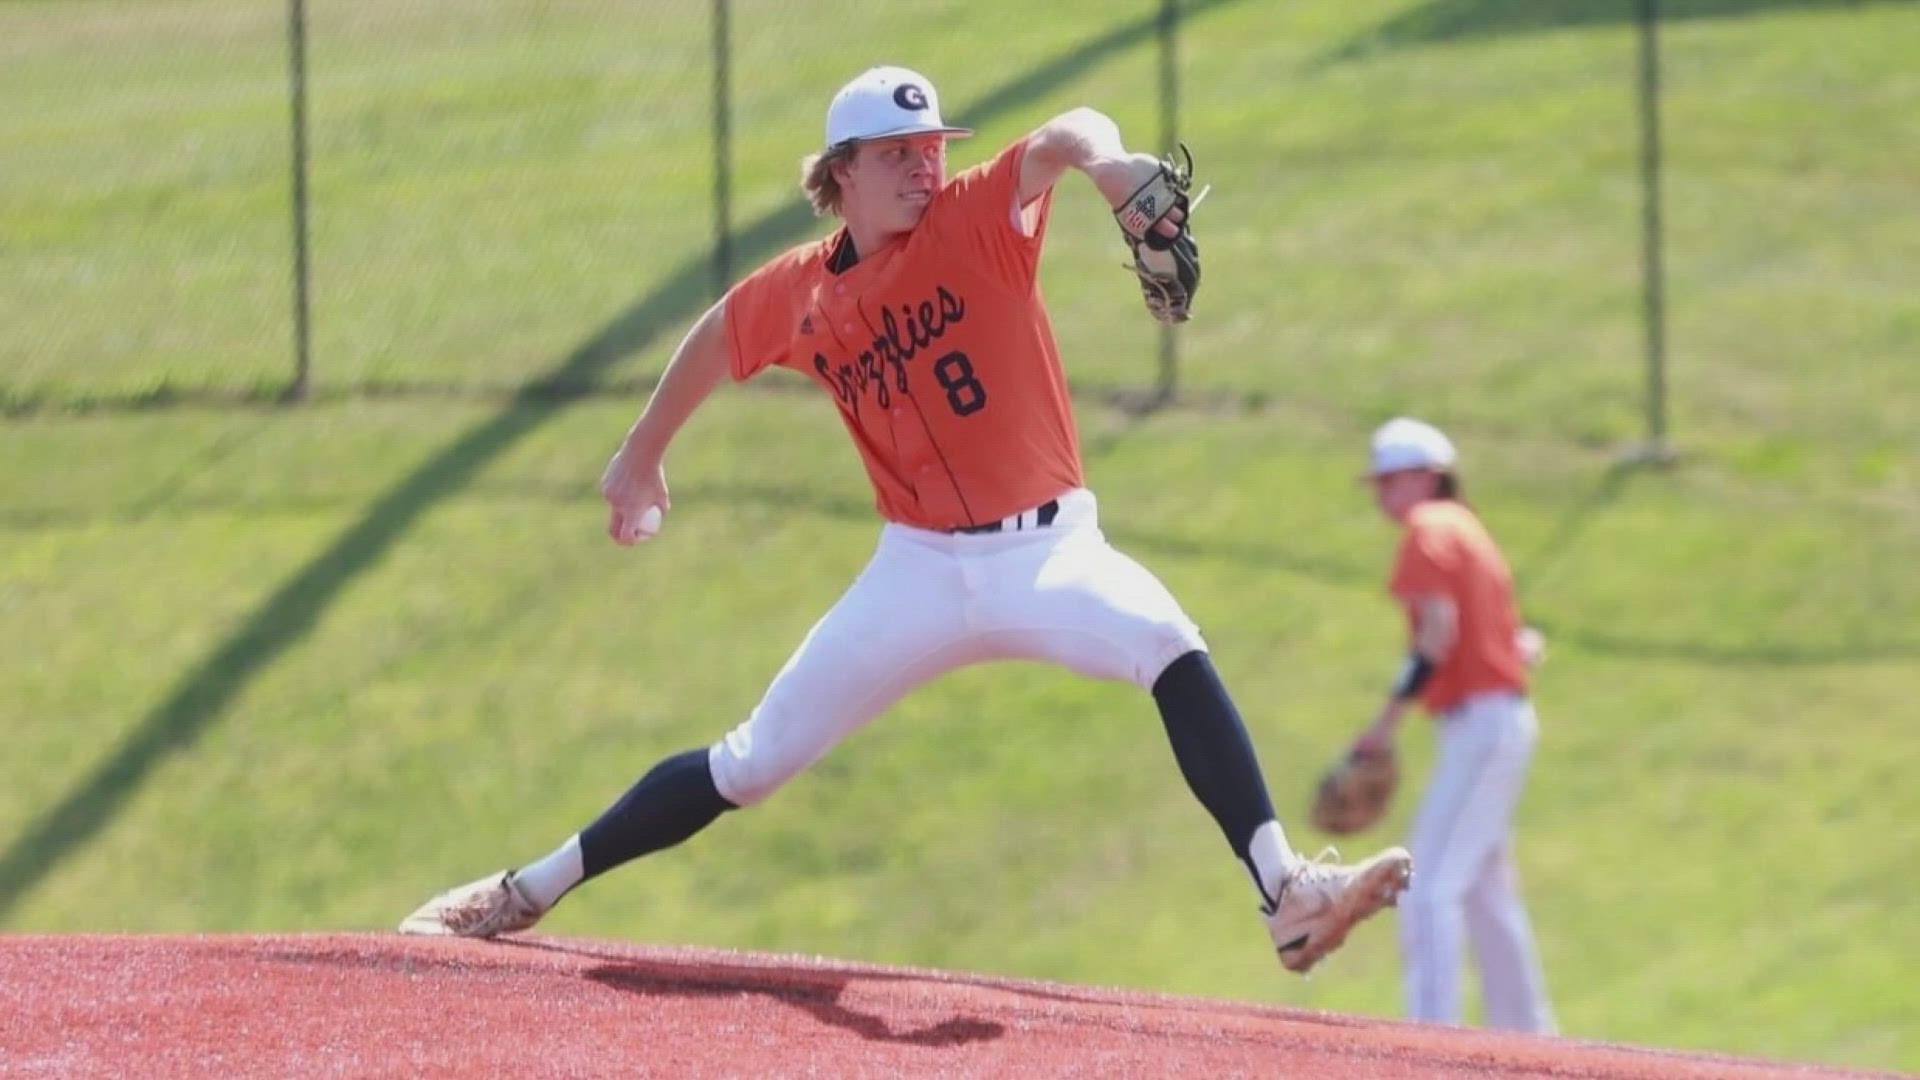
[711, 0, 734, 298]
[1151, 0, 1181, 411]
[285, 0, 313, 402]
[1632, 0, 1675, 464]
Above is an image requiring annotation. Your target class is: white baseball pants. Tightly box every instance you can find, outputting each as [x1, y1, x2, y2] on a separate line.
[708, 489, 1207, 806]
[1401, 691, 1557, 1034]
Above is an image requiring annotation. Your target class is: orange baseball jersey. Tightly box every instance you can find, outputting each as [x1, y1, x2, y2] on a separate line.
[722, 137, 1082, 530]
[1389, 500, 1529, 715]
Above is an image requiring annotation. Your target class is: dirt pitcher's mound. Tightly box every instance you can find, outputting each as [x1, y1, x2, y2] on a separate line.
[0, 934, 1894, 1078]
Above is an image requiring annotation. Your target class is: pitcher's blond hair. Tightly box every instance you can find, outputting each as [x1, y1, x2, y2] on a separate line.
[800, 143, 856, 217]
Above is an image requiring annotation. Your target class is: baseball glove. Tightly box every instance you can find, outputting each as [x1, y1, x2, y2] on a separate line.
[1310, 744, 1399, 836]
[1114, 143, 1206, 324]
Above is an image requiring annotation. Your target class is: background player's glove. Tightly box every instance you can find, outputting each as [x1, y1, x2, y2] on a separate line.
[1114, 144, 1205, 324]
[1310, 743, 1399, 836]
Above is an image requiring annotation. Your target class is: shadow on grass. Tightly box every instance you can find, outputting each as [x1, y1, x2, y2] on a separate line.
[1514, 458, 1640, 592]
[697, 468, 1920, 663]
[1514, 458, 1920, 663]
[0, 0, 1249, 920]
[1325, 0, 1913, 63]
[1561, 633, 1920, 663]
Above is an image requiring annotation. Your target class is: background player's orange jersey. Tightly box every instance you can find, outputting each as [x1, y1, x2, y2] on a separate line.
[723, 138, 1082, 530]
[1389, 500, 1529, 714]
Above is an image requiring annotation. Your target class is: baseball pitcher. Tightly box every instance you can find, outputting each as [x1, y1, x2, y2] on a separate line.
[1353, 418, 1557, 1031]
[400, 66, 1410, 975]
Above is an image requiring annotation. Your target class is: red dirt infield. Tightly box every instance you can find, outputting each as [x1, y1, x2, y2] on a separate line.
[0, 934, 1898, 1078]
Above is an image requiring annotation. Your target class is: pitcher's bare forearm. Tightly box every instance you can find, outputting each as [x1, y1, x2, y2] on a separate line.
[622, 298, 733, 462]
[1018, 107, 1176, 212]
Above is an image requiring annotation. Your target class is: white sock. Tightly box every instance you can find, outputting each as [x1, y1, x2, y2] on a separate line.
[513, 834, 584, 911]
[1247, 820, 1301, 908]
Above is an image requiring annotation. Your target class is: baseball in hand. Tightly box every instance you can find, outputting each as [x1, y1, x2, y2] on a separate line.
[637, 505, 663, 536]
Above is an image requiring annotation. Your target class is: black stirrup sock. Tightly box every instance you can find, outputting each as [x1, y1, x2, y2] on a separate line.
[579, 748, 737, 879]
[1151, 650, 1279, 864]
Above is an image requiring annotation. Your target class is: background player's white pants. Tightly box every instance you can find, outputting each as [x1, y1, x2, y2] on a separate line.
[709, 489, 1206, 806]
[1400, 692, 1557, 1034]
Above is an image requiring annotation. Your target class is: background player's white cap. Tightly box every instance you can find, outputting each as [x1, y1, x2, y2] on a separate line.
[825, 66, 973, 149]
[1369, 417, 1458, 476]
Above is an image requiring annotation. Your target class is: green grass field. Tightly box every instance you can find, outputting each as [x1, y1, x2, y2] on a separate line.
[3, 0, 1917, 1071]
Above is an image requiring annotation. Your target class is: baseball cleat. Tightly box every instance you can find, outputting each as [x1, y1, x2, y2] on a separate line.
[398, 870, 544, 938]
[1264, 846, 1413, 975]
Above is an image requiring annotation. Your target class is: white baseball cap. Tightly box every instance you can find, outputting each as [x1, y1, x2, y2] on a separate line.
[1369, 417, 1458, 476]
[825, 66, 973, 149]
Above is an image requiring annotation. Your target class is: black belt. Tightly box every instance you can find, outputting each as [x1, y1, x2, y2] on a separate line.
[948, 499, 1061, 535]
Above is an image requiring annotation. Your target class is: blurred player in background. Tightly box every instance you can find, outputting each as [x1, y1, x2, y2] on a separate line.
[1352, 418, 1557, 1032]
[399, 65, 1411, 975]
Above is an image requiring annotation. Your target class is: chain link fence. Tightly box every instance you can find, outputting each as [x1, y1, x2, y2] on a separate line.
[5, 0, 1914, 476]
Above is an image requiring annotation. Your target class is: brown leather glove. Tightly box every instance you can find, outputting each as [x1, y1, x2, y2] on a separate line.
[1114, 143, 1204, 324]
[1310, 743, 1400, 835]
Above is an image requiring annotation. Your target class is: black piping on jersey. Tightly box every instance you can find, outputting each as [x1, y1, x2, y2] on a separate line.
[821, 305, 921, 514]
[856, 294, 974, 525]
